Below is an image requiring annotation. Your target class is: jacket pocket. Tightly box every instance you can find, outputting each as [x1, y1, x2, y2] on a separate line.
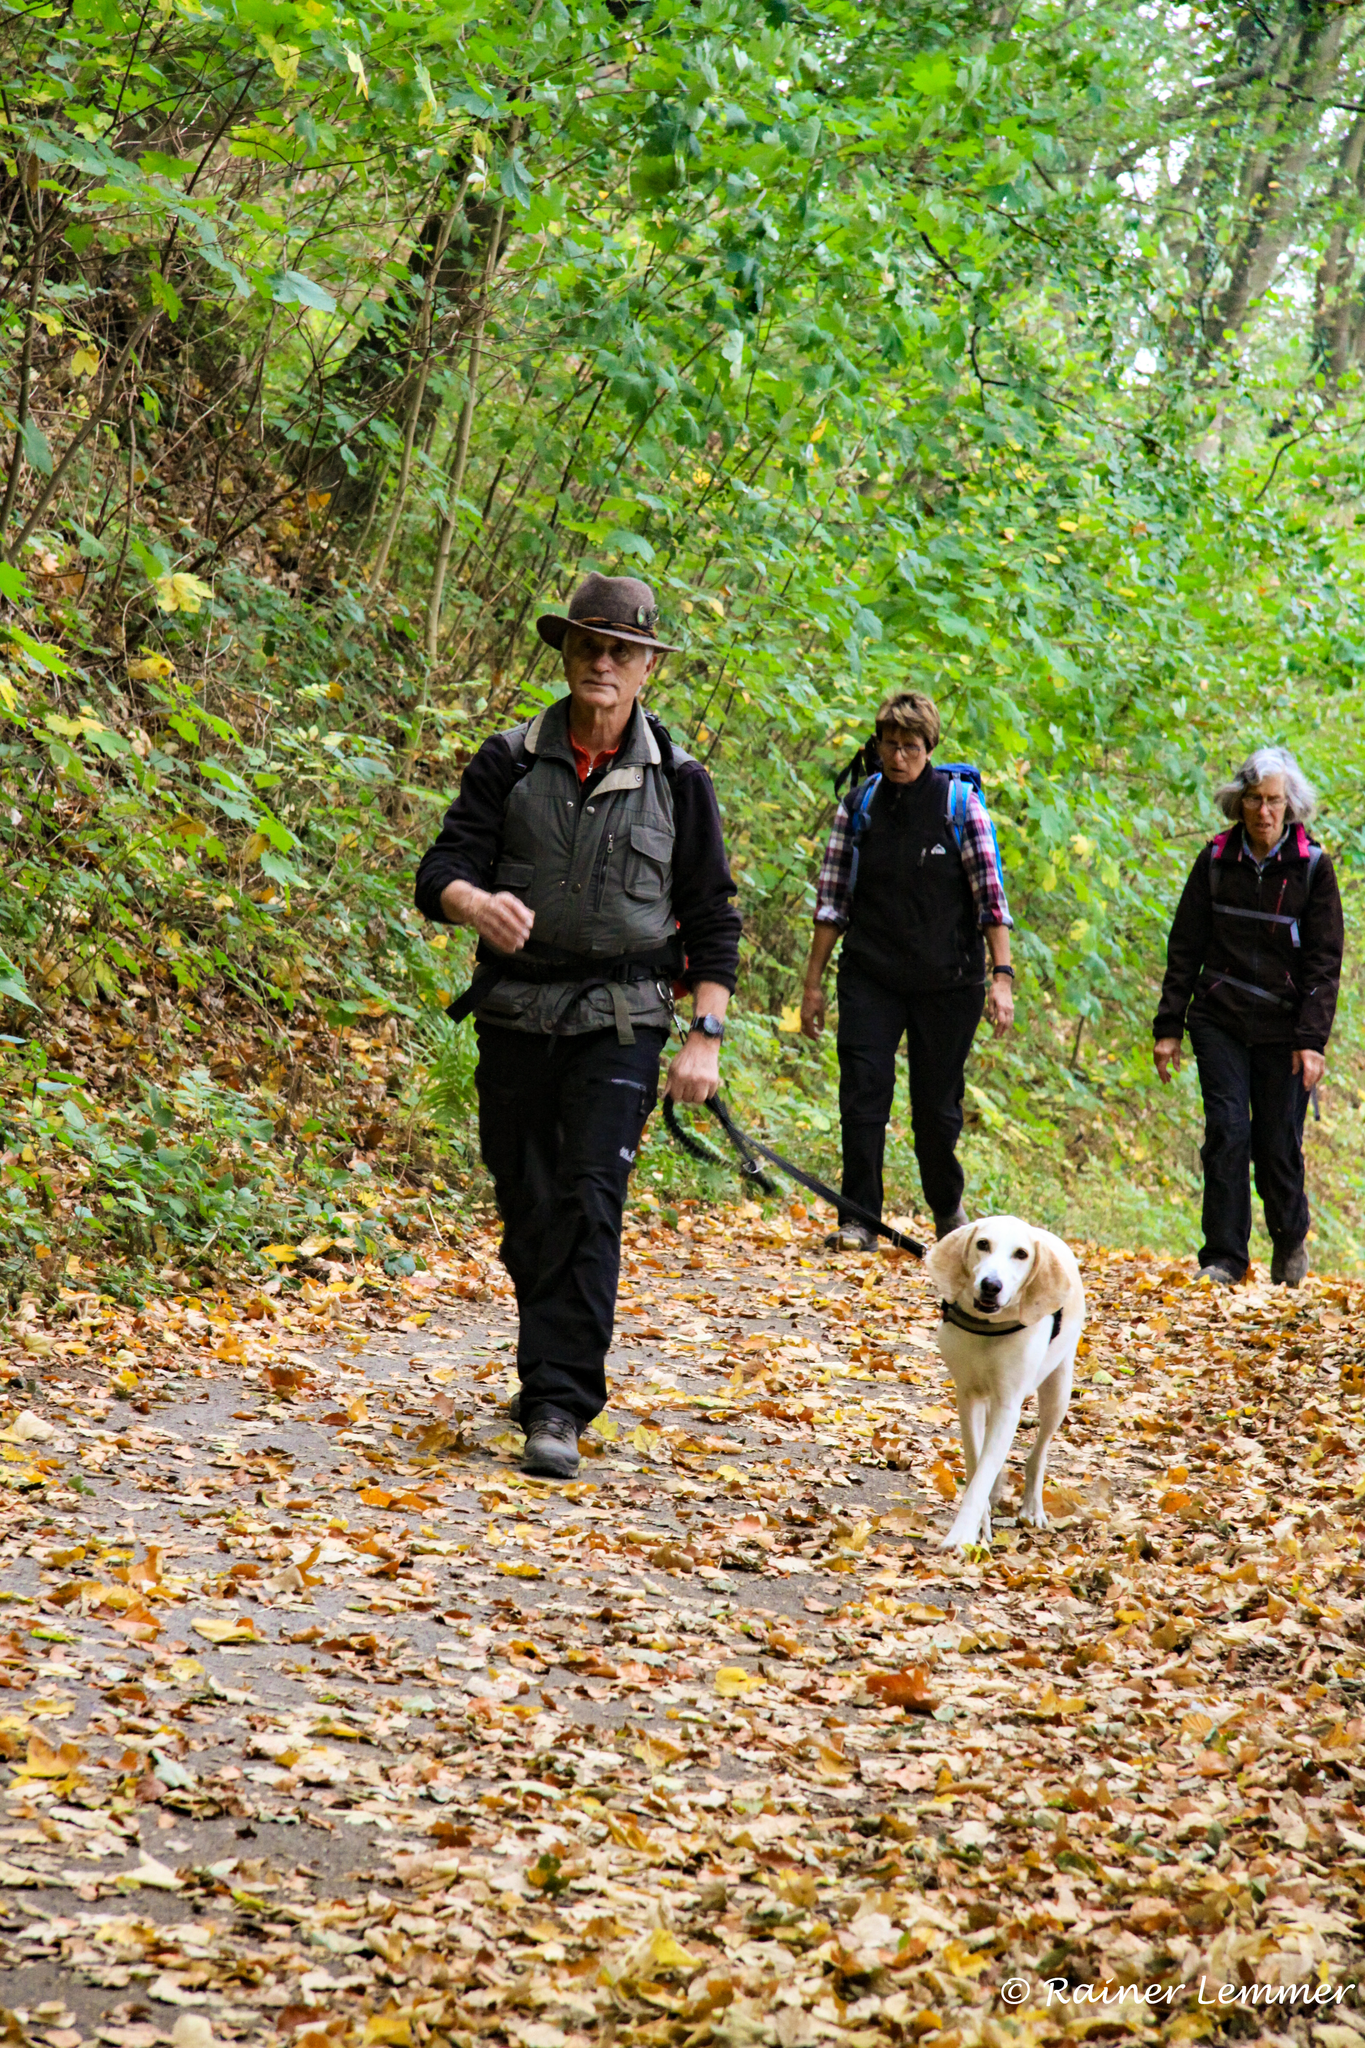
[494, 859, 535, 893]
[624, 823, 671, 901]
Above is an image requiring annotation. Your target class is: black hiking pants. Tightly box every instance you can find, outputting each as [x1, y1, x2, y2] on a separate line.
[475, 1022, 663, 1425]
[835, 964, 986, 1225]
[1188, 1016, 1310, 1275]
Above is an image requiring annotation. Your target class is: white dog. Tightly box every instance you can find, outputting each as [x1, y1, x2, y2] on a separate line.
[922, 1216, 1085, 1550]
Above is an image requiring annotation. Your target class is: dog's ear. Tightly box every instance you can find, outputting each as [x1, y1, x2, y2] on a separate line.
[1018, 1234, 1070, 1323]
[924, 1223, 973, 1298]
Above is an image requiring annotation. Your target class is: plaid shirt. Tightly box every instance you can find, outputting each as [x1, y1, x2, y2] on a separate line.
[815, 777, 1012, 931]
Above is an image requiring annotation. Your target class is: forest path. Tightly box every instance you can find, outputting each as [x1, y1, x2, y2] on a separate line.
[0, 1215, 1361, 2046]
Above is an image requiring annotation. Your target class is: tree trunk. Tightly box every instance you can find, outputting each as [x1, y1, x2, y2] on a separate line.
[423, 202, 504, 668]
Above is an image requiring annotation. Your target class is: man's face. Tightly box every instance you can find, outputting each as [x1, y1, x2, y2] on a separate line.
[562, 626, 656, 719]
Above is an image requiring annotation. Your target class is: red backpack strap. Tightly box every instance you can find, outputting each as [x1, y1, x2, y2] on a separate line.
[1294, 823, 1313, 860]
[1210, 829, 1233, 860]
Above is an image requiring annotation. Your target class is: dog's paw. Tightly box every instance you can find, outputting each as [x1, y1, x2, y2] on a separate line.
[1019, 1499, 1049, 1529]
[939, 1521, 982, 1551]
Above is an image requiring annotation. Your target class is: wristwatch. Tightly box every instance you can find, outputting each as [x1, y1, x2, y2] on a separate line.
[689, 1014, 725, 1042]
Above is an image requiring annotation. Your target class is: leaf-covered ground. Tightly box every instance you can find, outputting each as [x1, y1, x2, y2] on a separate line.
[0, 1208, 1362, 2048]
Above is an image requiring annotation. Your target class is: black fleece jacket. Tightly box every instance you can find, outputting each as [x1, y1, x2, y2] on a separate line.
[1153, 826, 1343, 1053]
[414, 707, 742, 991]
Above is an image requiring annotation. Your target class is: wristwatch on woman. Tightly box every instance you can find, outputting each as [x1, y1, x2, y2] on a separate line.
[690, 1014, 725, 1041]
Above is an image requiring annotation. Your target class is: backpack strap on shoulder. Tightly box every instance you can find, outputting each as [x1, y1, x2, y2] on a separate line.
[846, 773, 881, 898]
[848, 773, 881, 840]
[1208, 828, 1233, 902]
[1294, 823, 1323, 886]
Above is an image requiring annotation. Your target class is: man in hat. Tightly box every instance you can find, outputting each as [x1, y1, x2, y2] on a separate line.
[416, 574, 742, 1479]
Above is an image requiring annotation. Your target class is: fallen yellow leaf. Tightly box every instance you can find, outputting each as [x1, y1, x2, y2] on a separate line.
[714, 1665, 764, 1697]
[634, 1927, 701, 1974]
[13, 1734, 83, 1781]
[192, 1616, 260, 1646]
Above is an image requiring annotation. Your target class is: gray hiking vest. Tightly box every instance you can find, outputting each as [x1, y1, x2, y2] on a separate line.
[471, 697, 685, 1040]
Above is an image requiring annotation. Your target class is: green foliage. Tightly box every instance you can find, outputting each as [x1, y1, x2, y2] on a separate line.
[4, 0, 1365, 1277]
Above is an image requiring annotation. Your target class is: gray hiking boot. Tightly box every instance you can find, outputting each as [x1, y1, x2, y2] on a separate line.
[1199, 1260, 1243, 1287]
[1271, 1241, 1309, 1287]
[522, 1406, 581, 1480]
[934, 1205, 969, 1240]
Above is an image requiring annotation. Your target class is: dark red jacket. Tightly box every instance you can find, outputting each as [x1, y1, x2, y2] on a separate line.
[1153, 824, 1343, 1053]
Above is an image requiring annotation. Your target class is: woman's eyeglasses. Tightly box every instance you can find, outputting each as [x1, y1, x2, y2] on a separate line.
[879, 738, 924, 759]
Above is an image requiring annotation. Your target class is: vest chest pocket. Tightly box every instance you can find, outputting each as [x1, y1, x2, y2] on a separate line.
[624, 823, 671, 902]
[494, 859, 535, 894]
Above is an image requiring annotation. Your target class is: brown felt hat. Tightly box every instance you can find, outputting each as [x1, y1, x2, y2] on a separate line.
[536, 572, 681, 654]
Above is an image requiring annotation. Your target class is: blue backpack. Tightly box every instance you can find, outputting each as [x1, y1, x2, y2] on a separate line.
[844, 762, 1004, 899]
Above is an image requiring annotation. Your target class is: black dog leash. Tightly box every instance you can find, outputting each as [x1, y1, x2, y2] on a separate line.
[663, 1095, 925, 1256]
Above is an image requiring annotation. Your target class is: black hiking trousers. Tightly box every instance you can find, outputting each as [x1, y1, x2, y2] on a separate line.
[835, 963, 985, 1226]
[475, 1022, 663, 1426]
[1188, 1015, 1310, 1275]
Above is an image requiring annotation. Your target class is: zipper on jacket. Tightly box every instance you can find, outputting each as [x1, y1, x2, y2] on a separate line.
[591, 830, 615, 914]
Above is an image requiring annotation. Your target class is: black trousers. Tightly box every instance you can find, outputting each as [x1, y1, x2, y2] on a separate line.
[836, 965, 986, 1223]
[475, 1023, 663, 1425]
[1188, 1016, 1310, 1273]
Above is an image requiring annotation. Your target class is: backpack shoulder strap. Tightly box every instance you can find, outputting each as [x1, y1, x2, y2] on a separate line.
[644, 710, 682, 786]
[848, 773, 881, 839]
[936, 764, 983, 849]
[1294, 824, 1323, 885]
[1207, 829, 1234, 901]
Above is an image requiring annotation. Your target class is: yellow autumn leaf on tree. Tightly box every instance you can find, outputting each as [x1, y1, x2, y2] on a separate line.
[70, 346, 100, 377]
[259, 34, 300, 86]
[126, 652, 174, 681]
[777, 1004, 802, 1032]
[153, 571, 214, 615]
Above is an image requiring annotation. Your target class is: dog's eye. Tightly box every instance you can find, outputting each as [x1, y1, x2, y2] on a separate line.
[1012, 1248, 1029, 1261]
[976, 1239, 991, 1253]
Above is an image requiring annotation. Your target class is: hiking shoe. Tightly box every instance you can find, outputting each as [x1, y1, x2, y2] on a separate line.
[1271, 1241, 1309, 1287]
[507, 1388, 522, 1428]
[521, 1406, 581, 1480]
[825, 1224, 876, 1252]
[1199, 1260, 1243, 1287]
[934, 1205, 969, 1240]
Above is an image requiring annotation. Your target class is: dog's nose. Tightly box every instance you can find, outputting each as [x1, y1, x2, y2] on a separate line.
[977, 1275, 1002, 1300]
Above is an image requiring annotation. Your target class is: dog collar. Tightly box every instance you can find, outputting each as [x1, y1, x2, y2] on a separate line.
[940, 1301, 1065, 1341]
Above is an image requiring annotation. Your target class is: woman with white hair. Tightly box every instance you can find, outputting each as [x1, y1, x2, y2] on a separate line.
[1153, 746, 1343, 1286]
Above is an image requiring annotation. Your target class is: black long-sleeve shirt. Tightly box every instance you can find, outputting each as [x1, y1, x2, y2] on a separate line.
[414, 710, 742, 991]
[1153, 827, 1343, 1053]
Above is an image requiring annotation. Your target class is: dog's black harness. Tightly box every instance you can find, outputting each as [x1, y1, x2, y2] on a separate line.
[941, 1301, 1065, 1341]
